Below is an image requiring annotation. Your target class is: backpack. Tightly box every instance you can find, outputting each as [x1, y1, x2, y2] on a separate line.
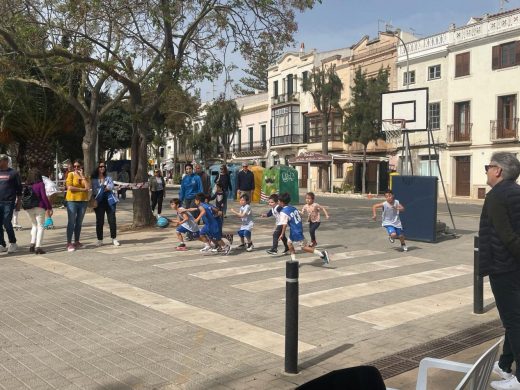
[21, 185, 40, 210]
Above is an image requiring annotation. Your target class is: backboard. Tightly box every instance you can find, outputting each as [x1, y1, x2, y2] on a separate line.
[381, 88, 428, 132]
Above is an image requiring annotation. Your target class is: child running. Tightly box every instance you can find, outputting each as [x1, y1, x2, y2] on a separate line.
[210, 183, 233, 245]
[371, 189, 408, 252]
[261, 193, 289, 256]
[169, 198, 200, 251]
[278, 192, 330, 264]
[300, 192, 329, 247]
[230, 193, 254, 252]
[194, 193, 230, 254]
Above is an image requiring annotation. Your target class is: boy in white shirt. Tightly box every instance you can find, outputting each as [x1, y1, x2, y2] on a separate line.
[230, 193, 254, 251]
[371, 189, 408, 252]
[261, 193, 289, 256]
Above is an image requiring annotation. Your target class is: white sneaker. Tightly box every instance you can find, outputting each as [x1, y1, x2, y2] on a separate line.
[157, 214, 161, 218]
[7, 243, 18, 253]
[491, 376, 520, 390]
[200, 245, 211, 253]
[112, 239, 120, 246]
[494, 362, 515, 380]
[95, 240, 103, 247]
[0, 246, 7, 253]
[401, 245, 408, 252]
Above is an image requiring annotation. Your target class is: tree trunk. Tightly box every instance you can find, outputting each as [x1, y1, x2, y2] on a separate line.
[362, 144, 367, 195]
[321, 114, 330, 192]
[82, 119, 98, 176]
[173, 136, 178, 176]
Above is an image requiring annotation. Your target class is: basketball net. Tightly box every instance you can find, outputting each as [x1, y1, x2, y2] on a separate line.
[382, 119, 405, 147]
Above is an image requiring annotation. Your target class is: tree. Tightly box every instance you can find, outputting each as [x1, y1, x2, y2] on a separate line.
[98, 105, 132, 161]
[202, 95, 241, 162]
[301, 64, 343, 191]
[343, 67, 389, 194]
[1, 0, 321, 227]
[234, 38, 283, 95]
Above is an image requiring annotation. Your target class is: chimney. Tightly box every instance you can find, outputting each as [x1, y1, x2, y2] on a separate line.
[300, 42, 305, 54]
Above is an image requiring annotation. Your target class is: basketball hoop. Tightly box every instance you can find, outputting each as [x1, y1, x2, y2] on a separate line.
[382, 119, 405, 145]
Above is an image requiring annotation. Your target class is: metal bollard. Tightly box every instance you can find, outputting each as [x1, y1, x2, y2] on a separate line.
[474, 236, 484, 314]
[285, 260, 299, 374]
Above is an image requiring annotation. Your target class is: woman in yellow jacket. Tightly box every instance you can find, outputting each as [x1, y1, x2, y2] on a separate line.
[65, 159, 90, 252]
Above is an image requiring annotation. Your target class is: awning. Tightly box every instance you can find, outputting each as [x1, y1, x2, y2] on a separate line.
[288, 152, 332, 165]
[330, 153, 389, 163]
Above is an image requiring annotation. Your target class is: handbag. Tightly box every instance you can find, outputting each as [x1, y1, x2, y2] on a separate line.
[88, 197, 98, 208]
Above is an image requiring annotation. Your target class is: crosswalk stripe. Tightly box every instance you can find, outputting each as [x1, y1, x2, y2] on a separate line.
[299, 265, 473, 307]
[232, 256, 432, 292]
[190, 250, 384, 280]
[349, 284, 494, 329]
[16, 255, 315, 357]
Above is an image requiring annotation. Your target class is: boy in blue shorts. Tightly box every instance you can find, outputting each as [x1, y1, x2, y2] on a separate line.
[371, 189, 408, 252]
[230, 193, 254, 251]
[278, 192, 330, 264]
[261, 193, 289, 256]
[169, 198, 200, 250]
[194, 193, 230, 254]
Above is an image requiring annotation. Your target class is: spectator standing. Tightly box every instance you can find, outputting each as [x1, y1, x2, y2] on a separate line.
[478, 152, 520, 390]
[149, 169, 166, 217]
[195, 163, 211, 195]
[117, 166, 129, 200]
[23, 168, 52, 254]
[179, 163, 203, 212]
[236, 162, 255, 201]
[65, 159, 89, 252]
[0, 154, 22, 253]
[216, 165, 232, 216]
[92, 162, 120, 247]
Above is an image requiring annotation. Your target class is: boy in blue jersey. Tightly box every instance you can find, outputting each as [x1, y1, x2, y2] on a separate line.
[169, 198, 200, 251]
[278, 192, 330, 264]
[193, 193, 230, 254]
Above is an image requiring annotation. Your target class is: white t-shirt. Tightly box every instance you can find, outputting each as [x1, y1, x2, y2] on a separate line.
[239, 204, 254, 231]
[381, 200, 402, 228]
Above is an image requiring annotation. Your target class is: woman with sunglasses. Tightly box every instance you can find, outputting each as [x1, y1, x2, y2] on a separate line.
[91, 162, 120, 247]
[65, 159, 90, 252]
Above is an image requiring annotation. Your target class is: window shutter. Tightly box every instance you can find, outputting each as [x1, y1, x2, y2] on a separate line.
[497, 96, 504, 123]
[516, 41, 520, 65]
[454, 103, 460, 133]
[455, 54, 462, 77]
[492, 45, 500, 70]
[463, 52, 470, 76]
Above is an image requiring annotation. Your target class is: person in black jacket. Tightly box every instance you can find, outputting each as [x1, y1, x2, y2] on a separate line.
[479, 152, 520, 390]
[216, 165, 232, 216]
[236, 162, 255, 201]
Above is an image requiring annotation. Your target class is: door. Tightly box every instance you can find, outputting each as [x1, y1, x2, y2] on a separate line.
[300, 164, 308, 188]
[455, 156, 471, 196]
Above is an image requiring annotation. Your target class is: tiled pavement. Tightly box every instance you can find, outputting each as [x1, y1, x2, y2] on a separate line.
[0, 193, 500, 389]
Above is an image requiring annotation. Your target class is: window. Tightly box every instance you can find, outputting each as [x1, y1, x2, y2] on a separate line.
[271, 105, 301, 145]
[273, 80, 278, 97]
[454, 101, 471, 141]
[428, 65, 441, 80]
[236, 129, 242, 151]
[248, 127, 253, 150]
[335, 163, 343, 179]
[260, 124, 266, 147]
[492, 41, 520, 70]
[496, 94, 517, 138]
[287, 74, 293, 96]
[428, 102, 441, 130]
[419, 155, 439, 177]
[403, 70, 415, 86]
[302, 71, 308, 84]
[455, 52, 470, 77]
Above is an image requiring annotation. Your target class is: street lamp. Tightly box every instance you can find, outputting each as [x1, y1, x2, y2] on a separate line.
[387, 28, 410, 90]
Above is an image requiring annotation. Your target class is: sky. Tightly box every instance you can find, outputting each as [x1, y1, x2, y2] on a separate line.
[199, 0, 520, 101]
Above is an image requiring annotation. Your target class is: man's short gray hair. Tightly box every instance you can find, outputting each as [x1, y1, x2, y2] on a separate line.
[491, 152, 520, 181]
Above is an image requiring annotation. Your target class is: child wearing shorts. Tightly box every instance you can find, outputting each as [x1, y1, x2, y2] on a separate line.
[300, 192, 329, 247]
[230, 193, 254, 252]
[169, 198, 200, 250]
[371, 189, 408, 252]
[278, 192, 330, 264]
[261, 193, 289, 256]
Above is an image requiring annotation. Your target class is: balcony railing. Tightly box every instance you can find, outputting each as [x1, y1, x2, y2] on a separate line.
[271, 92, 300, 106]
[447, 123, 472, 144]
[230, 141, 267, 152]
[490, 118, 519, 142]
[308, 133, 343, 143]
[271, 134, 305, 146]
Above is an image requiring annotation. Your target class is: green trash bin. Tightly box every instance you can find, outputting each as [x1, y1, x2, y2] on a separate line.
[261, 165, 299, 204]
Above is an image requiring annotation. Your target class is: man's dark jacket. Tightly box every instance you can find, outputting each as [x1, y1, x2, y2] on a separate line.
[479, 179, 520, 276]
[237, 170, 255, 191]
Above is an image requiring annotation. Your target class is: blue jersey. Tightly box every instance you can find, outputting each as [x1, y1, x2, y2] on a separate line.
[200, 202, 219, 235]
[280, 205, 304, 242]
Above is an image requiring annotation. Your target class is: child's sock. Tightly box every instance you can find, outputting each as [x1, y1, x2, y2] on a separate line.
[290, 253, 296, 261]
[313, 249, 322, 256]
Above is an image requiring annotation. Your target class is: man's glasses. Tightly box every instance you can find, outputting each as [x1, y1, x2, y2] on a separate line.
[485, 164, 498, 172]
[74, 164, 81, 168]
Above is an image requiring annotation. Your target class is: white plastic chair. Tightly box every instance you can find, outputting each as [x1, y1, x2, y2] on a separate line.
[386, 337, 502, 390]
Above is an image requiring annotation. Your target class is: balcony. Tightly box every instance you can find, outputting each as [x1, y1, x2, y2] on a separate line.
[447, 124, 472, 145]
[308, 133, 343, 143]
[230, 141, 267, 152]
[271, 134, 305, 146]
[490, 118, 519, 142]
[271, 92, 300, 106]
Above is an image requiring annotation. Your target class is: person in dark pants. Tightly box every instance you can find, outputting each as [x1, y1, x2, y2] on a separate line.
[0, 154, 22, 253]
[195, 163, 211, 195]
[149, 169, 166, 217]
[479, 152, 520, 390]
[91, 162, 120, 247]
[216, 165, 232, 216]
[236, 161, 255, 201]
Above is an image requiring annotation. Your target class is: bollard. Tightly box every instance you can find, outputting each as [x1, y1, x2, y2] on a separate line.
[285, 260, 299, 374]
[474, 236, 484, 314]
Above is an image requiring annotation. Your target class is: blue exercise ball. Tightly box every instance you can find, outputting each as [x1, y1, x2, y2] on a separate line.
[156, 216, 169, 228]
